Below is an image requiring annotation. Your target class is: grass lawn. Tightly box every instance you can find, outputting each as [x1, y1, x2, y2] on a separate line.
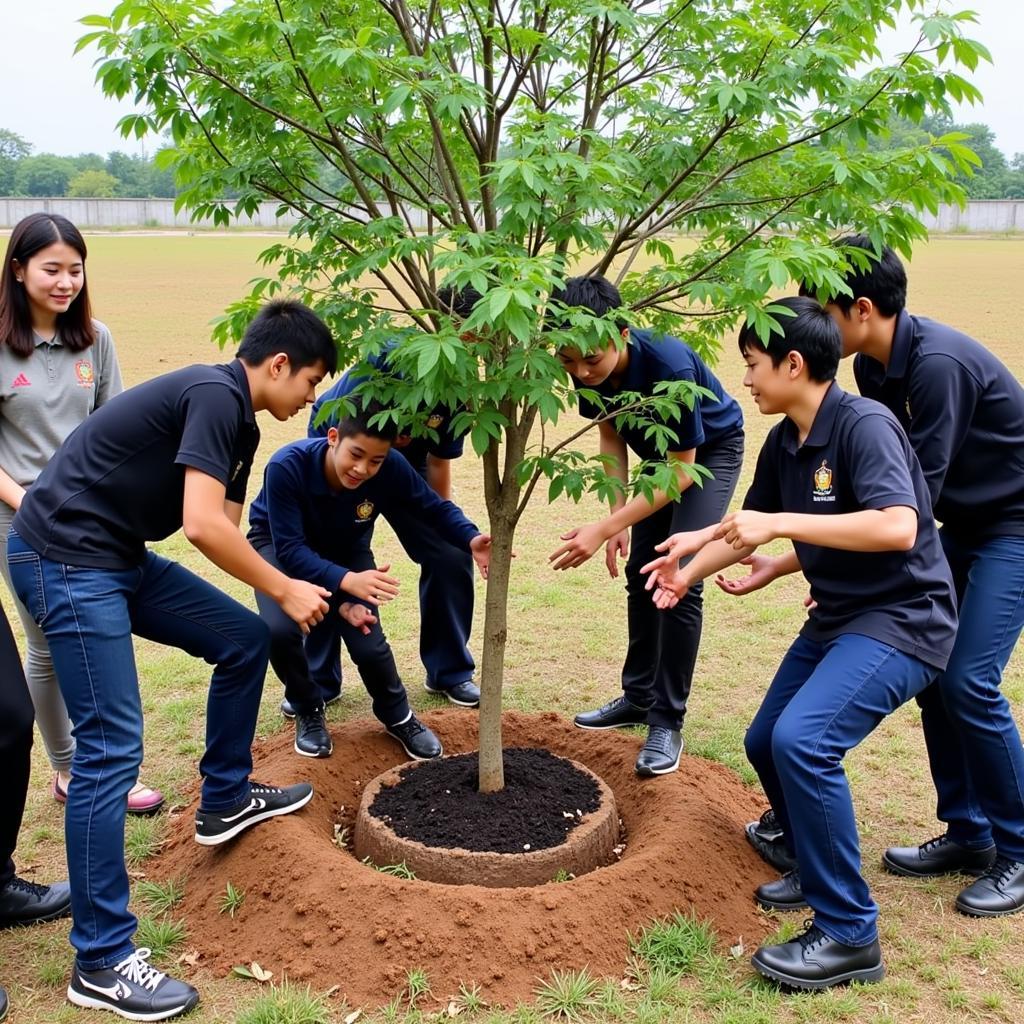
[1, 232, 1022, 1022]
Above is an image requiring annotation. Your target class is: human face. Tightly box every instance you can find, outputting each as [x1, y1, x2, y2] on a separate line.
[741, 345, 792, 416]
[326, 429, 391, 490]
[265, 356, 326, 421]
[14, 241, 84, 327]
[823, 301, 867, 358]
[556, 342, 623, 387]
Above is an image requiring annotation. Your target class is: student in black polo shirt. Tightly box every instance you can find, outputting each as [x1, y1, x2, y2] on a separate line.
[801, 236, 1024, 917]
[642, 296, 958, 990]
[6, 301, 337, 1021]
[248, 404, 491, 759]
[549, 275, 744, 777]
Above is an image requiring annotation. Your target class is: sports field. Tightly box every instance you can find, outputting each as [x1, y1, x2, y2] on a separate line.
[1, 233, 1023, 1022]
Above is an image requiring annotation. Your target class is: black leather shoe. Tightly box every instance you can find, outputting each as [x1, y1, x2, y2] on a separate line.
[0, 877, 72, 929]
[386, 715, 443, 760]
[883, 834, 996, 878]
[294, 709, 333, 758]
[756, 870, 808, 911]
[575, 695, 649, 730]
[281, 693, 340, 719]
[745, 810, 798, 873]
[635, 727, 682, 777]
[752, 921, 884, 990]
[955, 857, 1024, 917]
[424, 679, 480, 708]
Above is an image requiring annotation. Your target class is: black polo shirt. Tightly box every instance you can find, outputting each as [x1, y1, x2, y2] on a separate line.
[247, 439, 479, 591]
[575, 328, 743, 462]
[14, 360, 260, 570]
[743, 383, 957, 670]
[854, 310, 1024, 540]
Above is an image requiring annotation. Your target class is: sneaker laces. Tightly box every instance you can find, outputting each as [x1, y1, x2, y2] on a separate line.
[4, 876, 50, 898]
[643, 728, 676, 755]
[759, 809, 778, 830]
[113, 949, 165, 992]
[250, 783, 285, 796]
[599, 696, 630, 714]
[395, 716, 425, 738]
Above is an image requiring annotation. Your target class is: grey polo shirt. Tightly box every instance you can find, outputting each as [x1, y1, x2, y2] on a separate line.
[0, 320, 123, 492]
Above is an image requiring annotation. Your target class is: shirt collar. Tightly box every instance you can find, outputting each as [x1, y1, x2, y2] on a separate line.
[884, 309, 914, 381]
[780, 380, 844, 454]
[33, 330, 63, 348]
[227, 359, 257, 426]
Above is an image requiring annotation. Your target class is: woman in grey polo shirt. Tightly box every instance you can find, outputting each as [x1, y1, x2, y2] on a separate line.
[0, 213, 163, 814]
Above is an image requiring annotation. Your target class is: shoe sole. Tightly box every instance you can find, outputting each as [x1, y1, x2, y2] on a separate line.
[67, 986, 200, 1021]
[881, 851, 994, 878]
[423, 684, 479, 708]
[0, 901, 72, 930]
[954, 897, 1024, 918]
[386, 731, 444, 760]
[55, 789, 165, 817]
[293, 740, 333, 759]
[194, 789, 314, 847]
[751, 956, 885, 991]
[635, 753, 681, 777]
[574, 718, 648, 731]
[755, 895, 810, 912]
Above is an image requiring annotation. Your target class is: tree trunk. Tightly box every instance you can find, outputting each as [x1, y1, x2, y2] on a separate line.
[477, 516, 515, 793]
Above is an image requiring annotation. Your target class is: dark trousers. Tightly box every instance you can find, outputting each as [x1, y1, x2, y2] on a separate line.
[0, 599, 34, 891]
[622, 432, 743, 730]
[253, 543, 410, 726]
[745, 633, 937, 946]
[917, 531, 1024, 860]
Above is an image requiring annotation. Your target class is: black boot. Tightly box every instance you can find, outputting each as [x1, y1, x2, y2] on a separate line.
[752, 921, 884, 990]
[955, 857, 1024, 917]
[0, 877, 71, 929]
[755, 870, 808, 911]
[883, 834, 996, 878]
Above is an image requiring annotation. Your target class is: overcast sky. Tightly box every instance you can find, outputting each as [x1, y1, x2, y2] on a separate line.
[2, 1, 1022, 159]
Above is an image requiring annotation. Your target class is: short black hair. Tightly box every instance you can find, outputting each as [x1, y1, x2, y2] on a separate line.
[549, 274, 628, 331]
[334, 399, 399, 443]
[236, 300, 337, 375]
[436, 281, 482, 320]
[737, 296, 841, 383]
[799, 234, 907, 317]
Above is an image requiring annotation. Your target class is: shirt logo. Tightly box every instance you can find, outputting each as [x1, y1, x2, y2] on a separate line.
[813, 459, 835, 503]
[231, 460, 244, 482]
[426, 414, 444, 429]
[11, 373, 31, 388]
[355, 500, 375, 521]
[75, 360, 95, 387]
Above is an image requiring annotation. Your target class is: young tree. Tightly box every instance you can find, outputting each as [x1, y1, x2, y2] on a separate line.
[86, 0, 986, 791]
[69, 168, 121, 197]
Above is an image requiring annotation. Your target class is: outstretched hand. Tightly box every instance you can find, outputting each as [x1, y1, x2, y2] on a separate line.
[470, 534, 494, 580]
[549, 523, 606, 571]
[338, 601, 377, 635]
[714, 554, 780, 597]
[341, 564, 400, 605]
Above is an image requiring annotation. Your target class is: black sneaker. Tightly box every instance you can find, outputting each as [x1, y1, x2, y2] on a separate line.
[68, 948, 200, 1020]
[748, 808, 784, 843]
[424, 679, 480, 708]
[280, 693, 340, 719]
[385, 715, 443, 760]
[745, 810, 798, 873]
[574, 695, 649, 730]
[635, 726, 683, 776]
[194, 782, 313, 847]
[0, 876, 71, 929]
[294, 710, 333, 758]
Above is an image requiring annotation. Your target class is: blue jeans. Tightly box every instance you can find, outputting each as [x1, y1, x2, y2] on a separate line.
[7, 531, 270, 969]
[917, 532, 1024, 860]
[745, 633, 937, 946]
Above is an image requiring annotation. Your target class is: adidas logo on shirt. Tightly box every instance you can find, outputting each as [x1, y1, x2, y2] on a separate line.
[11, 373, 31, 388]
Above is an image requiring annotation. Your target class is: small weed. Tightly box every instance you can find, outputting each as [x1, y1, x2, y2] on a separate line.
[1004, 964, 1024, 994]
[360, 857, 417, 879]
[379, 993, 405, 1024]
[135, 877, 184, 914]
[457, 981, 487, 1013]
[220, 881, 246, 918]
[534, 967, 598, 1021]
[235, 980, 333, 1024]
[550, 869, 575, 883]
[981, 993, 1004, 1012]
[629, 911, 716, 976]
[134, 915, 186, 963]
[406, 967, 430, 1007]
[125, 815, 166, 867]
[333, 824, 351, 849]
[590, 979, 627, 1018]
[642, 965, 680, 1004]
[37, 953, 68, 988]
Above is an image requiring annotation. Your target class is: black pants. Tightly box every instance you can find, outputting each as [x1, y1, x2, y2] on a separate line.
[0, 599, 34, 889]
[252, 542, 410, 726]
[622, 431, 744, 731]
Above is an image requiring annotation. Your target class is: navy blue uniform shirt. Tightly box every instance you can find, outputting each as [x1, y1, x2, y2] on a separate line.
[308, 357, 463, 479]
[575, 328, 743, 462]
[14, 360, 259, 570]
[854, 310, 1024, 540]
[744, 383, 958, 670]
[247, 438, 479, 592]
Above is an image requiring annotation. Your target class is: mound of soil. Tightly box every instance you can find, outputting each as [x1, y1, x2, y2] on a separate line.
[151, 710, 774, 1007]
[367, 747, 601, 853]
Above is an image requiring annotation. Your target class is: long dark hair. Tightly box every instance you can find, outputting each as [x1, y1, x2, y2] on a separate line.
[0, 214, 96, 357]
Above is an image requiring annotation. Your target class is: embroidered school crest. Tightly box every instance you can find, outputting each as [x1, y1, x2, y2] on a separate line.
[812, 459, 835, 502]
[426, 413, 444, 429]
[355, 500, 375, 520]
[75, 360, 95, 387]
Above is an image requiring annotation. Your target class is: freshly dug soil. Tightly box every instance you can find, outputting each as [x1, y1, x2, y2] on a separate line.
[150, 710, 774, 1008]
[367, 747, 601, 853]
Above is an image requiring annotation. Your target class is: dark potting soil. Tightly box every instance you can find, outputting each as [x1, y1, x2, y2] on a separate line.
[368, 747, 602, 853]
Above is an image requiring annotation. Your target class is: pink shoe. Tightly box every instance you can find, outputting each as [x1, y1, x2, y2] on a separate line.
[52, 773, 69, 804]
[52, 774, 165, 815]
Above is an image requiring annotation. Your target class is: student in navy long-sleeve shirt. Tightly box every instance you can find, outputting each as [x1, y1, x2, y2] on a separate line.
[248, 405, 491, 760]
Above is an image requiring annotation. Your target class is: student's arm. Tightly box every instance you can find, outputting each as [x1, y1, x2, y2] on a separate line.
[716, 506, 917, 552]
[182, 469, 330, 630]
[643, 534, 758, 609]
[223, 500, 243, 529]
[0, 467, 25, 512]
[425, 455, 453, 500]
[714, 549, 802, 597]
[94, 324, 124, 406]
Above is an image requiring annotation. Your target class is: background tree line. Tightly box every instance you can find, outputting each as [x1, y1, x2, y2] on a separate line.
[0, 128, 176, 198]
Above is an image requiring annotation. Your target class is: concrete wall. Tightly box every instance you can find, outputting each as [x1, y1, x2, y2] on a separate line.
[3, 196, 1024, 232]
